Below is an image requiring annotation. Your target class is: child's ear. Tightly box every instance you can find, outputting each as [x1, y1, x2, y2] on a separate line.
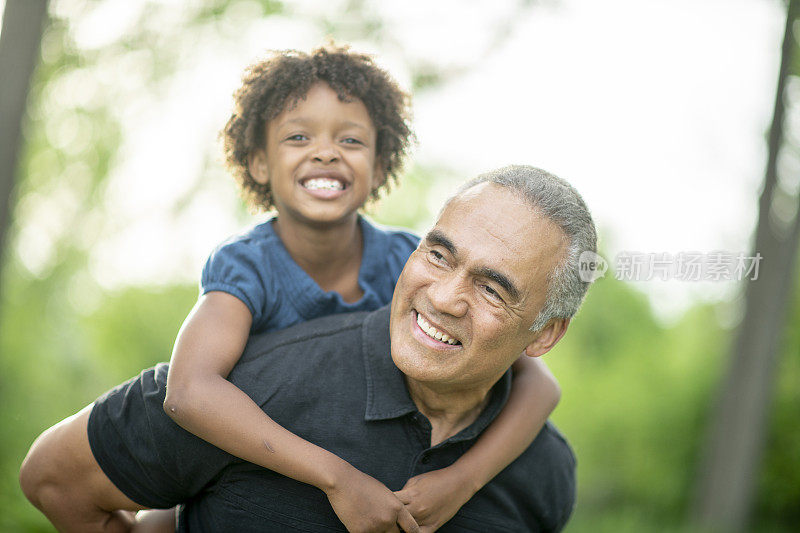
[523, 318, 570, 358]
[248, 149, 269, 185]
[371, 159, 387, 193]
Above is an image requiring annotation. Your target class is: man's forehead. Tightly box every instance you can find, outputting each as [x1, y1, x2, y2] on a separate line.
[434, 183, 566, 292]
[444, 181, 495, 207]
[437, 183, 536, 238]
[440, 182, 564, 239]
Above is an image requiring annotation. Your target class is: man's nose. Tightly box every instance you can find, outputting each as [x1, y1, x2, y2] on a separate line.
[311, 140, 339, 163]
[427, 271, 469, 318]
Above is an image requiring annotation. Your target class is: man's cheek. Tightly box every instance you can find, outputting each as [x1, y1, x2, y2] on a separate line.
[400, 258, 431, 290]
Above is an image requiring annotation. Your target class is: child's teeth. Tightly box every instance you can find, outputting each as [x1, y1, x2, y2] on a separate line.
[305, 178, 343, 190]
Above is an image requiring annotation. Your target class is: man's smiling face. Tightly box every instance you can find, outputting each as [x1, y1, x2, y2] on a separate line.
[390, 182, 568, 389]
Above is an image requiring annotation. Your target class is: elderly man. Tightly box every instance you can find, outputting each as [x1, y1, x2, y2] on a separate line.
[20, 165, 596, 532]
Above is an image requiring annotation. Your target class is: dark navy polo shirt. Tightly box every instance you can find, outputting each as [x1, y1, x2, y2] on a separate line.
[88, 306, 576, 532]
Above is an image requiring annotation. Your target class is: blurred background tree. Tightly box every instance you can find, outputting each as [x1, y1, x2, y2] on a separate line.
[692, 0, 800, 530]
[1, 1, 798, 532]
[0, 0, 48, 293]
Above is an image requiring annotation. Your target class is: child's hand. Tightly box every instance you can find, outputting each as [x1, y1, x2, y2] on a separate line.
[394, 466, 476, 531]
[325, 466, 419, 532]
[131, 508, 176, 532]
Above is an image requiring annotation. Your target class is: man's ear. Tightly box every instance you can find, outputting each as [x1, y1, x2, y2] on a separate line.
[524, 318, 570, 358]
[248, 149, 269, 185]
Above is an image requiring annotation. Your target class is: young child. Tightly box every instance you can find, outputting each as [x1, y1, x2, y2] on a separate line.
[144, 45, 561, 532]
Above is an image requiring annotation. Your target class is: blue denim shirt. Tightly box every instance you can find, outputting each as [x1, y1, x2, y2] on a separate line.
[201, 216, 419, 332]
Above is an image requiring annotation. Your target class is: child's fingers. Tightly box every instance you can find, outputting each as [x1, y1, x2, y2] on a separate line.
[396, 506, 420, 533]
[394, 489, 412, 505]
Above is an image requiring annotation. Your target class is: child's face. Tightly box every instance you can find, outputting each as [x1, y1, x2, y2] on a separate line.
[249, 83, 383, 228]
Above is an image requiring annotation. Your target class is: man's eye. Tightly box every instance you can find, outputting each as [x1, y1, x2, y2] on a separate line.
[428, 250, 447, 265]
[482, 284, 504, 302]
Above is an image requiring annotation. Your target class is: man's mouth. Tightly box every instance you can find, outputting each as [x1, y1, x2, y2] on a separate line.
[415, 311, 461, 346]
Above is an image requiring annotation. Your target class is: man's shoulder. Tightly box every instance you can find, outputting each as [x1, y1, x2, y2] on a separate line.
[243, 310, 372, 356]
[494, 421, 576, 530]
[233, 307, 391, 376]
[509, 420, 575, 484]
[528, 421, 575, 463]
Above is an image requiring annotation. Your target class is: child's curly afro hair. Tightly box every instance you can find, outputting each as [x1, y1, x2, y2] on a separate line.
[222, 44, 414, 211]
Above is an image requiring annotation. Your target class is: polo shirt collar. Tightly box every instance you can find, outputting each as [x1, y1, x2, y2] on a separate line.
[363, 306, 418, 421]
[361, 306, 513, 444]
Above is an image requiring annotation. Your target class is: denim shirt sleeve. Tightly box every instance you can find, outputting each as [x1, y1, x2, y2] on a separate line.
[200, 236, 272, 330]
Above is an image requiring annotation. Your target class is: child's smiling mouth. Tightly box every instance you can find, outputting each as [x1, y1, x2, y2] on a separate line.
[299, 170, 349, 195]
[302, 177, 345, 191]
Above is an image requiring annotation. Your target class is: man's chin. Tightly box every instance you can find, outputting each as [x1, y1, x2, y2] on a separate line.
[389, 305, 461, 382]
[390, 343, 457, 385]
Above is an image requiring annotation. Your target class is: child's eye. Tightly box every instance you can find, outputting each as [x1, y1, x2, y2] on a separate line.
[341, 137, 363, 145]
[286, 134, 307, 142]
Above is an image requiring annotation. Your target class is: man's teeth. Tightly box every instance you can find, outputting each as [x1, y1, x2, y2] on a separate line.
[416, 312, 458, 345]
[304, 178, 344, 191]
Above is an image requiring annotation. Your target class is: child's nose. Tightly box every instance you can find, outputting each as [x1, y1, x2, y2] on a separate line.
[311, 141, 339, 163]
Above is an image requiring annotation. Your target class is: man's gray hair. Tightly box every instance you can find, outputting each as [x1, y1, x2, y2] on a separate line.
[453, 165, 597, 332]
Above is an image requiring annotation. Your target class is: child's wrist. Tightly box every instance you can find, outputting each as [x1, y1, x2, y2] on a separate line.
[316, 456, 355, 494]
[445, 463, 484, 499]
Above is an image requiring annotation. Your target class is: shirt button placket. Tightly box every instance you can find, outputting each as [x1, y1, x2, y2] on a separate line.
[409, 413, 434, 476]
[412, 450, 433, 476]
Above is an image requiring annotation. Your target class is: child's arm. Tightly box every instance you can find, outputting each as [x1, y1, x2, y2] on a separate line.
[395, 356, 559, 530]
[164, 292, 419, 533]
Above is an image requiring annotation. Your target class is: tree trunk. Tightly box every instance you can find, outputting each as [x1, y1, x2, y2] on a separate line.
[0, 0, 49, 292]
[691, 0, 800, 529]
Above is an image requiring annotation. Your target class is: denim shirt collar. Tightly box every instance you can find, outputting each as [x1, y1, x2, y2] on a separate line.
[268, 215, 387, 319]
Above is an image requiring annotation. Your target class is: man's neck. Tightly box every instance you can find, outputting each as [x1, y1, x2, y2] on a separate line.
[405, 378, 493, 446]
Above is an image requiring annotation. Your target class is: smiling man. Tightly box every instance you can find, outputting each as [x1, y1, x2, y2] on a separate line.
[389, 177, 581, 450]
[20, 165, 596, 532]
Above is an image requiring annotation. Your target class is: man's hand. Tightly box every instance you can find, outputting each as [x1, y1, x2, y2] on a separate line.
[324, 467, 419, 532]
[394, 467, 476, 532]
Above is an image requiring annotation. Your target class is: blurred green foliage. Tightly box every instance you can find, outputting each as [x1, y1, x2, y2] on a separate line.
[0, 270, 196, 530]
[550, 267, 800, 533]
[757, 268, 800, 530]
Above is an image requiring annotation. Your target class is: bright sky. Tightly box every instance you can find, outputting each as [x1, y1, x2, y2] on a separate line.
[411, 0, 785, 318]
[3, 0, 787, 320]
